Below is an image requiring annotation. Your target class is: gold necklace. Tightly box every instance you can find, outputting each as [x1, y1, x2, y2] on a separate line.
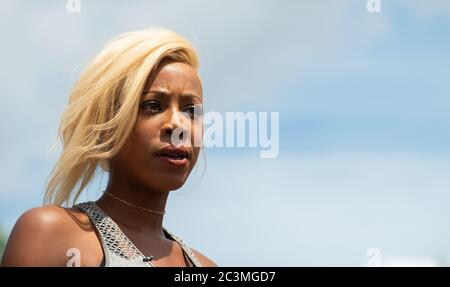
[103, 190, 166, 216]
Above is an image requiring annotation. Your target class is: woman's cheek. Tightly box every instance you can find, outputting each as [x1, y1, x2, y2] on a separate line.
[191, 122, 203, 148]
[135, 121, 160, 143]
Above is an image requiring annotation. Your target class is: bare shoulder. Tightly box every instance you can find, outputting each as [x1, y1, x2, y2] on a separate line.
[1, 205, 102, 267]
[191, 248, 218, 267]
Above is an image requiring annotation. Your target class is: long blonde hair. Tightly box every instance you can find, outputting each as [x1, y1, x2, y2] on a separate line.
[44, 28, 199, 206]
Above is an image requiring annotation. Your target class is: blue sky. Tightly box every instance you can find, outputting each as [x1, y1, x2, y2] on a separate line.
[1, 0, 450, 266]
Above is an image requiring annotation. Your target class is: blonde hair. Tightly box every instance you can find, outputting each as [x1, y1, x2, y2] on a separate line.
[44, 28, 199, 206]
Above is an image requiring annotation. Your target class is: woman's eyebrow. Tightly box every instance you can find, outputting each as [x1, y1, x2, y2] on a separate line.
[182, 93, 203, 102]
[142, 89, 202, 102]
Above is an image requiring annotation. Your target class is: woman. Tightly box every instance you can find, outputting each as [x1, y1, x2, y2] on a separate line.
[1, 28, 217, 267]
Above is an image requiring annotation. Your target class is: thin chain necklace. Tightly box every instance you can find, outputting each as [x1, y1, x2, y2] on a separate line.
[103, 190, 166, 216]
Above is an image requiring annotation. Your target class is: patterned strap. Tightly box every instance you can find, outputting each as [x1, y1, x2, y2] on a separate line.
[75, 201, 202, 267]
[164, 229, 203, 267]
[76, 201, 150, 264]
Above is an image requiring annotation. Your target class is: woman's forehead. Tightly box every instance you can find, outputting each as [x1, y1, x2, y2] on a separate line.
[146, 62, 202, 95]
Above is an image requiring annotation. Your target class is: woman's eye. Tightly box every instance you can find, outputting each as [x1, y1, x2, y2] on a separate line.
[184, 104, 203, 118]
[140, 101, 162, 113]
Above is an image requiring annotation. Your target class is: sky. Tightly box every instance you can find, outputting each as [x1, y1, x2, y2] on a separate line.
[1, 0, 450, 266]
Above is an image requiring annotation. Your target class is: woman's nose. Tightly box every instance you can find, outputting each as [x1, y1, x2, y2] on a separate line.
[161, 108, 188, 141]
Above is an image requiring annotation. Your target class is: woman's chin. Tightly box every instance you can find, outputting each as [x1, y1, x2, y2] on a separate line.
[142, 162, 192, 191]
[150, 175, 188, 192]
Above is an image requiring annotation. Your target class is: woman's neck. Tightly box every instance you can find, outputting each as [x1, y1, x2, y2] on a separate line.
[95, 176, 170, 240]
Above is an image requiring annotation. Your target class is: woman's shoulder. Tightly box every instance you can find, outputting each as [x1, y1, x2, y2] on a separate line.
[190, 248, 218, 267]
[8, 205, 91, 229]
[1, 205, 103, 267]
[166, 229, 218, 267]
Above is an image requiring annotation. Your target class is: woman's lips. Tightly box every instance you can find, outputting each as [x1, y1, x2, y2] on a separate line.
[156, 154, 188, 166]
[155, 145, 189, 166]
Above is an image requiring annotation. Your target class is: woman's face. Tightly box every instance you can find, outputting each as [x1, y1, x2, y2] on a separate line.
[112, 61, 203, 192]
